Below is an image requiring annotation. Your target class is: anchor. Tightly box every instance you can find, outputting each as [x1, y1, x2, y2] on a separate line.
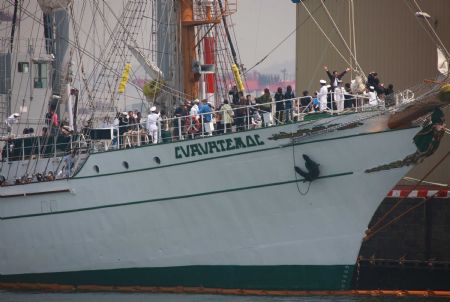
[294, 154, 320, 182]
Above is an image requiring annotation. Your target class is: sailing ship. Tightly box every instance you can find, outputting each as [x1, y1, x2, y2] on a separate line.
[0, 0, 448, 293]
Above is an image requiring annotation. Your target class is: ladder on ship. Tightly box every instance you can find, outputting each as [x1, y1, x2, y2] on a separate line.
[82, 0, 148, 124]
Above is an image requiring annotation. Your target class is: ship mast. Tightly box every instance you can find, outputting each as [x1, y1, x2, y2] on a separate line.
[180, 0, 220, 100]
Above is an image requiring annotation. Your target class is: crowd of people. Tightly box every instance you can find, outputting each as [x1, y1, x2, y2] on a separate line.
[106, 67, 396, 146]
[163, 84, 301, 142]
[313, 66, 396, 113]
[6, 68, 394, 149]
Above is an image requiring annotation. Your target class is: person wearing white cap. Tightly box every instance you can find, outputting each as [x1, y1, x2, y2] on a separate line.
[198, 98, 214, 135]
[190, 99, 200, 120]
[317, 80, 329, 111]
[367, 85, 379, 106]
[146, 106, 160, 144]
[5, 113, 20, 134]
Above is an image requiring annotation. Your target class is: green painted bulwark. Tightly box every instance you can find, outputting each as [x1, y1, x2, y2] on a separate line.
[0, 265, 354, 291]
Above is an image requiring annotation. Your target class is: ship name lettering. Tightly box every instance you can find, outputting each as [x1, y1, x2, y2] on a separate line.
[175, 134, 265, 159]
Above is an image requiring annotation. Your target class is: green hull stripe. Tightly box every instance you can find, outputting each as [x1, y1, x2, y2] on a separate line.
[0, 265, 354, 291]
[0, 172, 352, 220]
[74, 126, 415, 180]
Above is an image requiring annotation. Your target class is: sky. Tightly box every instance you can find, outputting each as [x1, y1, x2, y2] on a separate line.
[232, 0, 297, 78]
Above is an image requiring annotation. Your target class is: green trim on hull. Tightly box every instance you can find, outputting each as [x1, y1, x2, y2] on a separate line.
[1, 172, 352, 220]
[0, 265, 354, 291]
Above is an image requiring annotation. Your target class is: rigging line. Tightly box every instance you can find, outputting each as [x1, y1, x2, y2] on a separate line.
[228, 12, 247, 86]
[217, 22, 236, 92]
[244, 3, 323, 75]
[411, 0, 450, 58]
[351, 0, 357, 71]
[402, 0, 449, 60]
[365, 151, 450, 239]
[18, 6, 55, 176]
[217, 0, 238, 67]
[401, 0, 438, 47]
[69, 2, 95, 108]
[364, 194, 434, 242]
[8, 0, 27, 121]
[80, 2, 149, 117]
[300, 1, 352, 68]
[252, 1, 262, 63]
[95, 2, 150, 106]
[90, 2, 135, 100]
[4, 0, 99, 110]
[307, 41, 330, 90]
[10, 2, 41, 140]
[156, 0, 172, 85]
[85, 2, 132, 93]
[320, 0, 366, 77]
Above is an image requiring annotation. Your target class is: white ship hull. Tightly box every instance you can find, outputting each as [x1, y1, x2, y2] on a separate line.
[0, 113, 419, 290]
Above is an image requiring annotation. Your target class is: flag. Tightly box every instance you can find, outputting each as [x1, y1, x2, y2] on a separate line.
[118, 63, 132, 94]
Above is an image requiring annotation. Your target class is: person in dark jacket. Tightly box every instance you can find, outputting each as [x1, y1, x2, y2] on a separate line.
[228, 85, 240, 105]
[274, 87, 284, 124]
[324, 65, 350, 91]
[284, 85, 295, 122]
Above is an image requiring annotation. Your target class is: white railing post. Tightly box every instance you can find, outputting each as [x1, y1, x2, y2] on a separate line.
[201, 114, 205, 137]
[38, 137, 41, 158]
[223, 109, 226, 134]
[22, 138, 25, 161]
[6, 140, 9, 161]
[178, 117, 182, 140]
[246, 107, 250, 130]
[137, 124, 141, 146]
[158, 120, 162, 143]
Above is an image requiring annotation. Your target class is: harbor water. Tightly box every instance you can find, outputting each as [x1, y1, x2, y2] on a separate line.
[0, 292, 448, 302]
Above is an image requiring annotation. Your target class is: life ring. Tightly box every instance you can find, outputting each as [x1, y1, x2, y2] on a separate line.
[185, 116, 201, 134]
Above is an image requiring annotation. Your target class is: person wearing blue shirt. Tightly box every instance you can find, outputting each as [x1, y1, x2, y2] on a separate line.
[198, 99, 214, 135]
[312, 92, 320, 112]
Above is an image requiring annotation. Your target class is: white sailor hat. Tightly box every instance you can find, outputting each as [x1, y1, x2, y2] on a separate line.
[369, 86, 375, 90]
[150, 106, 157, 112]
[320, 79, 326, 84]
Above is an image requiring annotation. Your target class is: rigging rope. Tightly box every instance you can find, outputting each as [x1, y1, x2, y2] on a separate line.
[319, 0, 366, 77]
[300, 1, 352, 69]
[243, 3, 322, 75]
[364, 151, 450, 241]
[411, 0, 450, 58]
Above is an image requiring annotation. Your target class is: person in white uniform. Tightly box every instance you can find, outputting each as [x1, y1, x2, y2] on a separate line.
[190, 99, 200, 119]
[317, 80, 329, 111]
[146, 106, 160, 144]
[333, 80, 345, 112]
[367, 86, 379, 107]
[5, 113, 19, 134]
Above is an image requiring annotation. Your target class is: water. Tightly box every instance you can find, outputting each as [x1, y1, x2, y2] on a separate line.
[0, 292, 447, 302]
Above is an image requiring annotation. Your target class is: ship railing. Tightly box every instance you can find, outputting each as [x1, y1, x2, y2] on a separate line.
[87, 92, 383, 150]
[193, 0, 237, 21]
[1, 134, 87, 162]
[0, 133, 90, 185]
